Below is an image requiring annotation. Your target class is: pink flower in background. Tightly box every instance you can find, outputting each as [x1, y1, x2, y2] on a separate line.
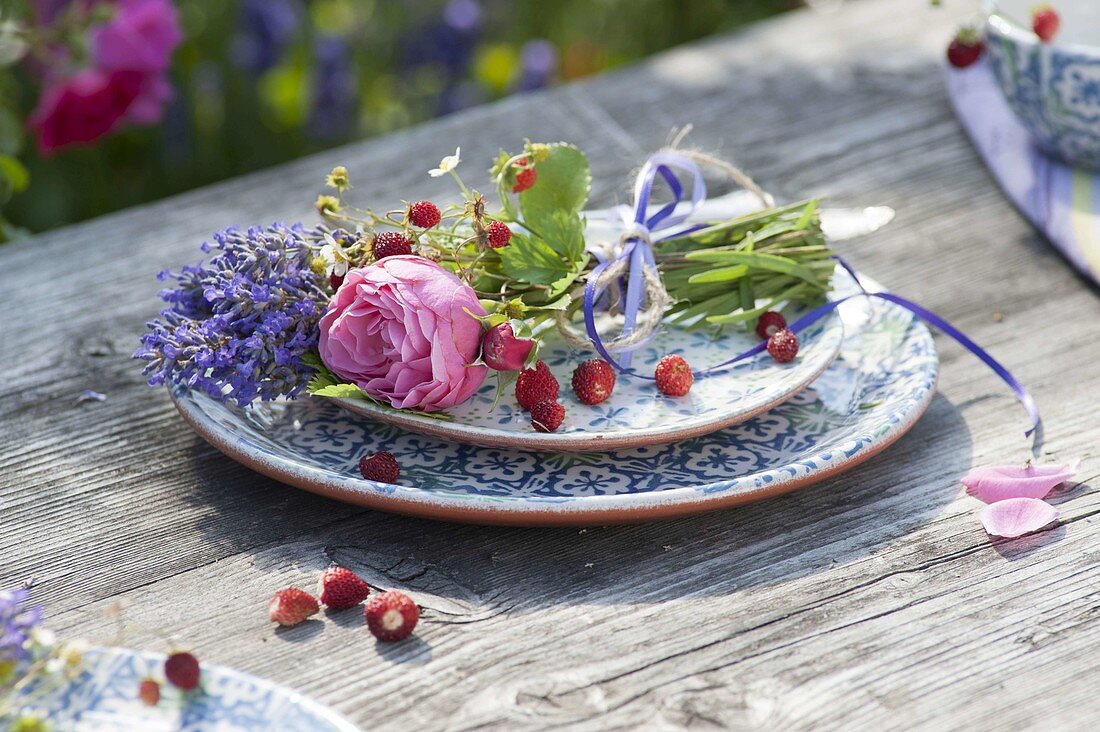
[91, 0, 182, 73]
[29, 69, 144, 153]
[91, 0, 182, 125]
[28, 0, 182, 152]
[318, 256, 488, 412]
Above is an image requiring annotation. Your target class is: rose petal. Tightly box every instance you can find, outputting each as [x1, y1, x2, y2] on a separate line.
[979, 498, 1059, 538]
[961, 460, 1080, 503]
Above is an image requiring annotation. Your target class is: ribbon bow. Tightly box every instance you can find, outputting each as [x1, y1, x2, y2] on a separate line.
[583, 151, 708, 369]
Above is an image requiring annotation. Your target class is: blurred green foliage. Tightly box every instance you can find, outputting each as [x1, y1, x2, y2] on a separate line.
[9, 0, 798, 233]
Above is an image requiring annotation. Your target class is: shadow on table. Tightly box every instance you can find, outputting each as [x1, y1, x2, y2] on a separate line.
[180, 392, 976, 613]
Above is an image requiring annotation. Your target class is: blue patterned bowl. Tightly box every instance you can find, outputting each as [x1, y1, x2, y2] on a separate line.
[984, 0, 1100, 170]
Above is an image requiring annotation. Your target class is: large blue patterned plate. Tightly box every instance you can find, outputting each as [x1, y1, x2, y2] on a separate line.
[17, 647, 359, 731]
[170, 269, 938, 526]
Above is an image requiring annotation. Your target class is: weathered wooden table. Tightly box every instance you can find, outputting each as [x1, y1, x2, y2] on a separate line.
[4, 0, 1099, 728]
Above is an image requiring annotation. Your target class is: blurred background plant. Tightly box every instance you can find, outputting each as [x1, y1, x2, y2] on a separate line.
[0, 0, 799, 240]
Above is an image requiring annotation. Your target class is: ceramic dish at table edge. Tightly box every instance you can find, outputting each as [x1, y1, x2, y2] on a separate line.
[169, 269, 939, 527]
[17, 647, 359, 732]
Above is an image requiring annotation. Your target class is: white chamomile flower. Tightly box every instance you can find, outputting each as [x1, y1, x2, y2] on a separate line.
[319, 234, 350, 278]
[429, 147, 461, 177]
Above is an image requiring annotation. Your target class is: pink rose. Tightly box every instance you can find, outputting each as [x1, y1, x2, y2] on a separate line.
[319, 256, 488, 412]
[29, 68, 144, 153]
[91, 0, 182, 73]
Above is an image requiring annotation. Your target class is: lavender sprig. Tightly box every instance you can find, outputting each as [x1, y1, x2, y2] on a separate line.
[135, 223, 328, 408]
[0, 588, 41, 667]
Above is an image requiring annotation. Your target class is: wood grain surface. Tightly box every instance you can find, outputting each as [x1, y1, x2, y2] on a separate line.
[3, 0, 1099, 729]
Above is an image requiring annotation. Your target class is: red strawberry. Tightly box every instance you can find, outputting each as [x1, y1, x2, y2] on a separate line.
[372, 231, 412, 259]
[571, 359, 616, 405]
[486, 220, 512, 248]
[268, 587, 320, 627]
[755, 311, 787, 340]
[767, 328, 799, 363]
[364, 590, 420, 642]
[138, 678, 160, 707]
[359, 451, 400, 483]
[318, 566, 371, 610]
[531, 400, 565, 433]
[407, 200, 441, 228]
[654, 354, 693, 397]
[164, 652, 201, 691]
[515, 360, 559, 411]
[946, 26, 984, 68]
[1032, 5, 1060, 43]
[512, 158, 537, 193]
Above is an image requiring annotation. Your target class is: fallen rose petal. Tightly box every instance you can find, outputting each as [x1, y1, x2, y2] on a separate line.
[979, 498, 1059, 538]
[961, 460, 1080, 503]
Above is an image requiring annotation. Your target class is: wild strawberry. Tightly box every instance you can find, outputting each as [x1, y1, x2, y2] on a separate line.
[571, 359, 616, 405]
[1032, 5, 1060, 43]
[486, 220, 512, 248]
[329, 274, 344, 290]
[512, 158, 537, 193]
[755, 311, 787, 340]
[654, 355, 693, 397]
[515, 360, 559, 411]
[364, 591, 420, 642]
[946, 26, 984, 68]
[407, 200, 441, 228]
[531, 400, 565, 433]
[138, 678, 160, 707]
[164, 652, 201, 691]
[767, 328, 799, 363]
[372, 231, 412, 260]
[359, 451, 400, 483]
[268, 588, 320, 627]
[318, 566, 371, 610]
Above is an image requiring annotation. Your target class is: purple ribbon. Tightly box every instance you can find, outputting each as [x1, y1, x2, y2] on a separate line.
[583, 152, 707, 369]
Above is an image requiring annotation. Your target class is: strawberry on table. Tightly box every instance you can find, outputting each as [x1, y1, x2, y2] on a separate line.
[319, 566, 371, 610]
[946, 26, 984, 68]
[268, 587, 320, 627]
[364, 591, 420, 642]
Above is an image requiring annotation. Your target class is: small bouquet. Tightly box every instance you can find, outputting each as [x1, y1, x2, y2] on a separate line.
[0, 587, 87, 730]
[136, 136, 836, 429]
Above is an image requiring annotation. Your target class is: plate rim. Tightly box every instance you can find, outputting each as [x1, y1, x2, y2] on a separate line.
[26, 646, 361, 731]
[169, 294, 939, 527]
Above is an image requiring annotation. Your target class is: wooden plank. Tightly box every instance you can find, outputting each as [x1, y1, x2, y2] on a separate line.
[2, 0, 1099, 729]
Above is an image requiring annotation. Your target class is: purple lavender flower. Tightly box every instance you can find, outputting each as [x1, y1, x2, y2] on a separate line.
[234, 0, 300, 74]
[309, 35, 357, 140]
[1, 587, 42, 665]
[135, 223, 328, 408]
[516, 40, 559, 92]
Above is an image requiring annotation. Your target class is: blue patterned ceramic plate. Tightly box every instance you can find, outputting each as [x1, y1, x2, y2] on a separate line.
[331, 303, 843, 451]
[16, 647, 358, 731]
[170, 269, 938, 526]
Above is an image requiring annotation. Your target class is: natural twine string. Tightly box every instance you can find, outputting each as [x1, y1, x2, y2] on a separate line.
[556, 132, 774, 353]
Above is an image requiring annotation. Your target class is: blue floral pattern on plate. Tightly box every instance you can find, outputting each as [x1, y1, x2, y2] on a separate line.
[169, 269, 938, 524]
[17, 647, 359, 731]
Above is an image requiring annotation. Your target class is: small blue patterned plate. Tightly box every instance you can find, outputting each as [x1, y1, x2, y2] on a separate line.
[17, 647, 359, 731]
[170, 269, 938, 526]
[331, 303, 844, 452]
